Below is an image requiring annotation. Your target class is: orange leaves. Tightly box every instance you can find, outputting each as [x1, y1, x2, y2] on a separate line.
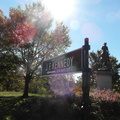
[9, 7, 25, 23]
[1, 7, 36, 45]
[11, 22, 36, 45]
[0, 10, 6, 28]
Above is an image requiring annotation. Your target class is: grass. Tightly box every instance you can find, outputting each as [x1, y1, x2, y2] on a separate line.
[0, 91, 52, 97]
[0, 92, 79, 120]
[0, 91, 23, 97]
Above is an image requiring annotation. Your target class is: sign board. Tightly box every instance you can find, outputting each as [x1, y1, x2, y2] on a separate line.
[42, 38, 91, 120]
[42, 48, 82, 76]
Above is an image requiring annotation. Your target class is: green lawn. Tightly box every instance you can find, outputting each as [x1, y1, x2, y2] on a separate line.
[0, 91, 52, 97]
[0, 91, 23, 97]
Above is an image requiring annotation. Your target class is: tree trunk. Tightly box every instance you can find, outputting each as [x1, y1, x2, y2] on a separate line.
[22, 75, 31, 98]
[6, 82, 10, 91]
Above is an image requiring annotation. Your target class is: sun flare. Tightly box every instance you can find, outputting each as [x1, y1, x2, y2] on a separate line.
[44, 0, 76, 20]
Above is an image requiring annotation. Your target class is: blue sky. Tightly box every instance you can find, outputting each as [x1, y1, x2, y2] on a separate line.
[1, 0, 120, 63]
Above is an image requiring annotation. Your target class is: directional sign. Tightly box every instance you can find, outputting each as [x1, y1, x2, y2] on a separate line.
[42, 48, 82, 76]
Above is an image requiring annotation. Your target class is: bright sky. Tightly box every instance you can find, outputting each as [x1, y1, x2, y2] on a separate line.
[1, 0, 120, 63]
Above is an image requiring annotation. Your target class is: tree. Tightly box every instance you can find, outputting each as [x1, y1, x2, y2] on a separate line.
[0, 2, 71, 97]
[0, 52, 21, 91]
[89, 50, 120, 88]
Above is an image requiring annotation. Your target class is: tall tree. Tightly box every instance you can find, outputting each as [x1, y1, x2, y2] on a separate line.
[0, 2, 71, 97]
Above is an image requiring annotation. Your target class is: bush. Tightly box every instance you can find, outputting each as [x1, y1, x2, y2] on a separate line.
[90, 89, 120, 120]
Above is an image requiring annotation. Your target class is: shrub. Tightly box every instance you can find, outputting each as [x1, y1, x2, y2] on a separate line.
[90, 89, 120, 102]
[90, 89, 120, 120]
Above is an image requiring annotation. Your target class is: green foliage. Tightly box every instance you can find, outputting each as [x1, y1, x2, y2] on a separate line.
[89, 50, 120, 90]
[0, 52, 23, 91]
[89, 50, 119, 72]
[29, 77, 50, 94]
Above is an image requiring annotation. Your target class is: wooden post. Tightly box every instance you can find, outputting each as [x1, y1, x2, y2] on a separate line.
[82, 38, 91, 120]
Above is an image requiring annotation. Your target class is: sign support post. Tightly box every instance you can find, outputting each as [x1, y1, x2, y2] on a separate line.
[82, 38, 91, 120]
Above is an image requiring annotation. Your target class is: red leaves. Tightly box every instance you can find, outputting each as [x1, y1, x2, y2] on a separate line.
[90, 89, 119, 102]
[11, 22, 36, 45]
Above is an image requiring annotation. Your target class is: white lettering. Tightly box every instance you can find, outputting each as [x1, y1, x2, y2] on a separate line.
[45, 64, 48, 71]
[64, 58, 67, 67]
[49, 63, 52, 70]
[55, 61, 57, 69]
[66, 58, 70, 67]
[46, 56, 74, 71]
[70, 57, 73, 66]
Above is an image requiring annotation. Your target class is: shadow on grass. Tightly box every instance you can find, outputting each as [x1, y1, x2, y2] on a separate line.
[0, 96, 84, 120]
[0, 95, 120, 120]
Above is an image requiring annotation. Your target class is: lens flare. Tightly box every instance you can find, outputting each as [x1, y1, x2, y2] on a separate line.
[50, 76, 76, 97]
